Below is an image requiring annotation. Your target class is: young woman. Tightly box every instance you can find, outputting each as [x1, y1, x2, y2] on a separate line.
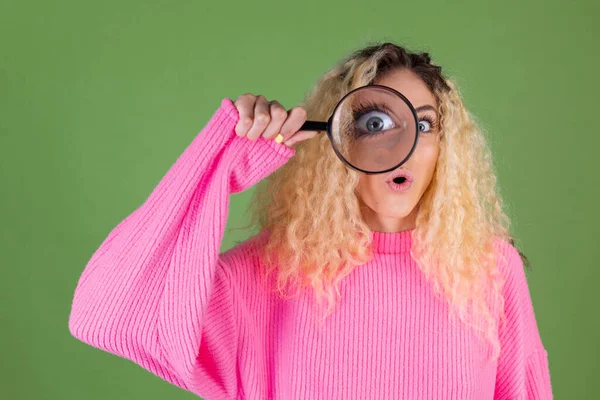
[68, 42, 552, 399]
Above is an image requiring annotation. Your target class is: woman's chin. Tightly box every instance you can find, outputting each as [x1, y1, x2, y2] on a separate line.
[377, 205, 415, 220]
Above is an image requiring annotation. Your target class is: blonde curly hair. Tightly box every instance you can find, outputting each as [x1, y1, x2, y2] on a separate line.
[242, 41, 529, 360]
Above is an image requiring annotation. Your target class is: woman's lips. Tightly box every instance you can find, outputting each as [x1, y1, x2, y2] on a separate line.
[385, 169, 414, 193]
[386, 178, 412, 193]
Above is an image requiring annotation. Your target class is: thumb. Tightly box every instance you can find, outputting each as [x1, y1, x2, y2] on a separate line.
[283, 130, 319, 147]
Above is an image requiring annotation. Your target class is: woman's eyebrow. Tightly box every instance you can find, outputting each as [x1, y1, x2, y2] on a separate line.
[415, 104, 437, 114]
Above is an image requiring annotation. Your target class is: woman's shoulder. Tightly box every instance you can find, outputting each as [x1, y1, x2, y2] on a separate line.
[219, 229, 269, 260]
[491, 235, 532, 303]
[492, 235, 523, 271]
[217, 230, 272, 281]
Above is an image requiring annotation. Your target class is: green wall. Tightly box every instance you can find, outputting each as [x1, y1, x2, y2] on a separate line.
[1, 0, 597, 398]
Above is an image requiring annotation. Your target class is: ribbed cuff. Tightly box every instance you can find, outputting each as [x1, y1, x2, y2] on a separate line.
[217, 98, 296, 193]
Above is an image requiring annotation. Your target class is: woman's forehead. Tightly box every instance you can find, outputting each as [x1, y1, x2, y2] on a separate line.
[375, 69, 437, 110]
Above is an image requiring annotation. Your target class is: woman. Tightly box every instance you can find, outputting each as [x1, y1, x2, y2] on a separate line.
[68, 42, 552, 399]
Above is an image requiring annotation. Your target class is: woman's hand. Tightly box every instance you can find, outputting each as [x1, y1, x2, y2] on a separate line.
[233, 94, 319, 147]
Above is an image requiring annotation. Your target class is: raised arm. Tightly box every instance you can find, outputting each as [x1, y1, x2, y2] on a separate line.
[68, 98, 295, 399]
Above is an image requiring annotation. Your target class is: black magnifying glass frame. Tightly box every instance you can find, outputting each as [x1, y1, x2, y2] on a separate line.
[298, 84, 420, 175]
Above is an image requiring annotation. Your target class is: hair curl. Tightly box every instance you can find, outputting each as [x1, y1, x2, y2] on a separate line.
[242, 41, 530, 360]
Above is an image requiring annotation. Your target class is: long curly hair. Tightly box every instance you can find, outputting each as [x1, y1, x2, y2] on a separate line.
[243, 41, 530, 360]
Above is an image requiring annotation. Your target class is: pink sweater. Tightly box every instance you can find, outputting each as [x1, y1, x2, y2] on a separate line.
[68, 98, 553, 399]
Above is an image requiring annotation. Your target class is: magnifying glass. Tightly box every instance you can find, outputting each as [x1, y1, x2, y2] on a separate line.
[284, 84, 420, 175]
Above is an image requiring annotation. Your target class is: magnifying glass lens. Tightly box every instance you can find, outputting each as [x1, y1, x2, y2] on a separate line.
[330, 86, 417, 173]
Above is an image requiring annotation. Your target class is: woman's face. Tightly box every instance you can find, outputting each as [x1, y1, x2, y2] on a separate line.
[355, 68, 441, 232]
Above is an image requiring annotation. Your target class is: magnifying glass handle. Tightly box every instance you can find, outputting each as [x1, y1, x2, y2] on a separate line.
[300, 120, 328, 132]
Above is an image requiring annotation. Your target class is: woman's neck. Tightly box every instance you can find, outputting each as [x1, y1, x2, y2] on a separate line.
[359, 201, 418, 233]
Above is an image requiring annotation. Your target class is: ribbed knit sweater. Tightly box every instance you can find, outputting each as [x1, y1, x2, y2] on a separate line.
[68, 98, 553, 399]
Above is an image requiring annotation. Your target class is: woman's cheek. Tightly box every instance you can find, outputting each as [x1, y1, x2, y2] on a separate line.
[418, 144, 440, 178]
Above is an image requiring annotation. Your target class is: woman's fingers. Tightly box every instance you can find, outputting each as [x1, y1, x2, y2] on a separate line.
[234, 94, 256, 137]
[262, 100, 288, 140]
[283, 130, 319, 147]
[278, 106, 308, 142]
[246, 95, 271, 141]
[233, 93, 316, 147]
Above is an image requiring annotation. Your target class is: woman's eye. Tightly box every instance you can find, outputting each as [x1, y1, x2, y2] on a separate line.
[356, 111, 395, 133]
[418, 119, 432, 133]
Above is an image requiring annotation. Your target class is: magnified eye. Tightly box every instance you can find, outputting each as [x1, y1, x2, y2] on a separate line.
[356, 111, 395, 134]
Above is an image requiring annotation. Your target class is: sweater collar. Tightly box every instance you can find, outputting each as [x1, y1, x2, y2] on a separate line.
[370, 229, 414, 254]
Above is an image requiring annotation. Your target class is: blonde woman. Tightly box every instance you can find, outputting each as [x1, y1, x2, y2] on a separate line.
[68, 42, 552, 399]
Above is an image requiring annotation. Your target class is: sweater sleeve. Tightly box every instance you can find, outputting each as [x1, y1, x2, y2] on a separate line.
[67, 97, 295, 399]
[494, 241, 553, 400]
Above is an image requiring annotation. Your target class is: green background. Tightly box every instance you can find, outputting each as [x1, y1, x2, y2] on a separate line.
[1, 0, 598, 398]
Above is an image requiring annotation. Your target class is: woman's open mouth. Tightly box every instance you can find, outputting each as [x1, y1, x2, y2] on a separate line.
[385, 172, 413, 193]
